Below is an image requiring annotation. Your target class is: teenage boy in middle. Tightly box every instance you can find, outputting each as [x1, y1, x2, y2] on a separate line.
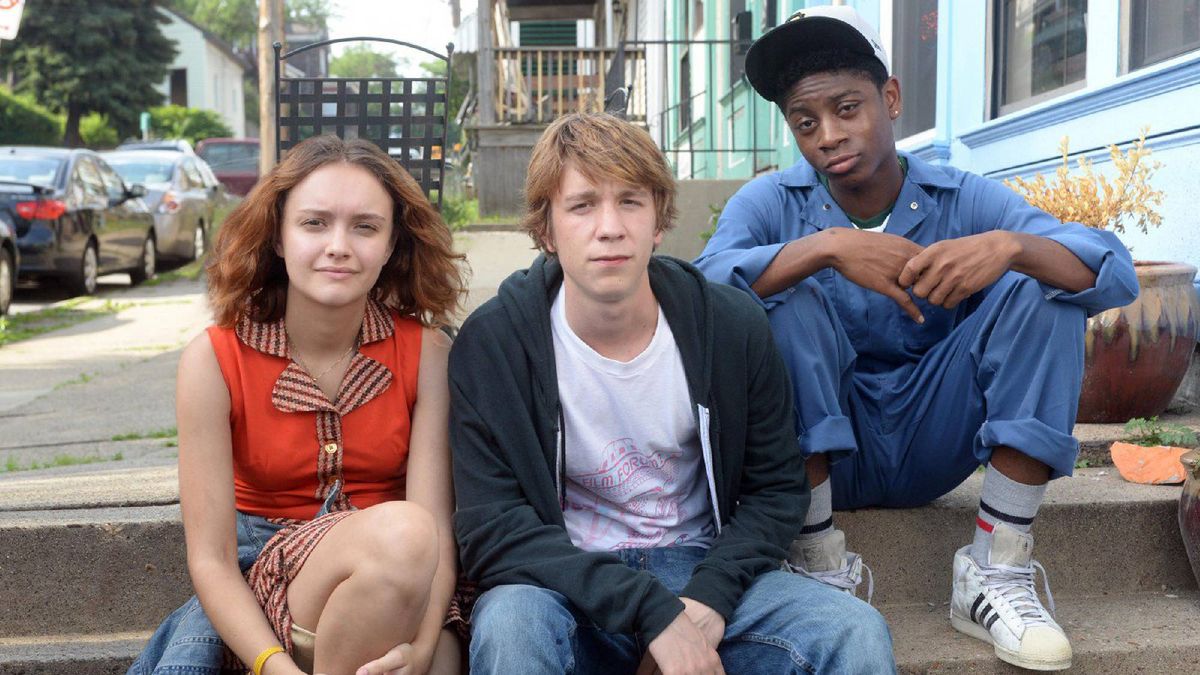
[449, 112, 894, 674]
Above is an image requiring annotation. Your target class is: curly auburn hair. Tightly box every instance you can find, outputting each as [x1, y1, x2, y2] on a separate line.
[206, 135, 467, 328]
[522, 112, 677, 252]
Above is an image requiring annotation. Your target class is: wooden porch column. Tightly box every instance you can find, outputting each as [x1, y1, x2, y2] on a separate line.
[478, 0, 496, 125]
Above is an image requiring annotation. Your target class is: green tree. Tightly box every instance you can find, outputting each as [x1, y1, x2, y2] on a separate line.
[330, 45, 400, 78]
[167, 0, 255, 49]
[167, 0, 335, 51]
[0, 87, 63, 145]
[150, 105, 234, 145]
[287, 0, 335, 30]
[0, 0, 177, 147]
[80, 113, 120, 148]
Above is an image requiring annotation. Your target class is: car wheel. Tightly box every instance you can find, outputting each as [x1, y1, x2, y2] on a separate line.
[191, 221, 206, 261]
[70, 241, 99, 297]
[0, 248, 13, 316]
[131, 234, 156, 285]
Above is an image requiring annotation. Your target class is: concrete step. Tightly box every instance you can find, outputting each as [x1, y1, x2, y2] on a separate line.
[0, 595, 1195, 674]
[1, 463, 1195, 675]
[0, 468, 1192, 635]
[0, 504, 190, 637]
[888, 591, 1200, 673]
[0, 631, 146, 675]
[838, 468, 1195, 606]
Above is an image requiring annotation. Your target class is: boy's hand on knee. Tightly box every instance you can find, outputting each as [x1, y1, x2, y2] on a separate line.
[647, 611, 725, 675]
[681, 598, 725, 649]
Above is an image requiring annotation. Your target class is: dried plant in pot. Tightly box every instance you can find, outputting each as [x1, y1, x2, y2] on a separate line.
[1006, 131, 1199, 423]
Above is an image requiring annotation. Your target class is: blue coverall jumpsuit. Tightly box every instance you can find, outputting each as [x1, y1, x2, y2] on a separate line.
[695, 153, 1138, 510]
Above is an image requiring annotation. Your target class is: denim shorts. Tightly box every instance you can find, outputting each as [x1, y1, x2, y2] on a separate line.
[127, 485, 343, 675]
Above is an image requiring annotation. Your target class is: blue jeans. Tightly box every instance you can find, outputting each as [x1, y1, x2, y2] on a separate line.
[469, 546, 894, 674]
[127, 511, 284, 674]
[767, 272, 1086, 509]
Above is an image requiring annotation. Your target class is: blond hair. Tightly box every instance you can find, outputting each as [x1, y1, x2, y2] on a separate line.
[522, 113, 677, 251]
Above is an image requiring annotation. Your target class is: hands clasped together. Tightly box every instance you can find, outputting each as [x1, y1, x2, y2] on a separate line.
[826, 228, 1016, 322]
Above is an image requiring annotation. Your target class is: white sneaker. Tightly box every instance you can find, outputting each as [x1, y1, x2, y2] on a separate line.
[950, 523, 1072, 671]
[786, 529, 874, 603]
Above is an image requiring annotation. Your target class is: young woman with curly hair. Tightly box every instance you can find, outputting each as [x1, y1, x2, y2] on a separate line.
[130, 135, 468, 675]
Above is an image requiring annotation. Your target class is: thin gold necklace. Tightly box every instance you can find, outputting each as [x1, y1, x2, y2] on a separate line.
[288, 335, 358, 382]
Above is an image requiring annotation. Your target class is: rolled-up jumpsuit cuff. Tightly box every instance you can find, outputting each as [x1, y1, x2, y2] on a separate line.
[799, 415, 858, 463]
[976, 418, 1080, 479]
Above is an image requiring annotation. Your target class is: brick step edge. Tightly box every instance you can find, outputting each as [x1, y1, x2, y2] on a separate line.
[889, 591, 1200, 674]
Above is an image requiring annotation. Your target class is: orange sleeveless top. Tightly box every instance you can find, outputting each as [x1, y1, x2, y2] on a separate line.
[208, 300, 422, 520]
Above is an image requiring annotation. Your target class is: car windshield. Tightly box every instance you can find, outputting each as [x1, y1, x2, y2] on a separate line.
[105, 159, 174, 186]
[199, 143, 258, 172]
[0, 156, 63, 186]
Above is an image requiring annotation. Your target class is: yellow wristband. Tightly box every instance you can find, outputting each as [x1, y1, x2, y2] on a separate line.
[253, 646, 285, 675]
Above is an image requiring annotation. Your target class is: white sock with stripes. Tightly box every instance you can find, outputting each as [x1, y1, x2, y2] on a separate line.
[971, 463, 1046, 563]
[799, 477, 834, 542]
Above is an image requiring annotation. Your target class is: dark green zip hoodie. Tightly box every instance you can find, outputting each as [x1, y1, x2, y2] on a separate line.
[449, 254, 809, 643]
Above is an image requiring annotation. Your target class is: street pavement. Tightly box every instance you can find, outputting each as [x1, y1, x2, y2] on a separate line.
[0, 229, 539, 511]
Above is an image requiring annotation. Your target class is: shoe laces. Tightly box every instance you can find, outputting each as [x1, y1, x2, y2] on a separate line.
[978, 558, 1056, 626]
[787, 552, 875, 605]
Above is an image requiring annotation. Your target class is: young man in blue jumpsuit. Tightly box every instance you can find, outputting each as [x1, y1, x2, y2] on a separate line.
[695, 6, 1138, 671]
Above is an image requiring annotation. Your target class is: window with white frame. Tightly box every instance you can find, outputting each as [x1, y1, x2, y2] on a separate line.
[994, 0, 1088, 116]
[891, 0, 939, 139]
[1126, 0, 1200, 71]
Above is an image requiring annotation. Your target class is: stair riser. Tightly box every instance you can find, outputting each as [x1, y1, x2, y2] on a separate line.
[0, 521, 190, 637]
[1, 498, 1192, 636]
[839, 498, 1195, 605]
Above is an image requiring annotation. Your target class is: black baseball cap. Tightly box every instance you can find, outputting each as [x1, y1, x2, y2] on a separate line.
[745, 5, 891, 103]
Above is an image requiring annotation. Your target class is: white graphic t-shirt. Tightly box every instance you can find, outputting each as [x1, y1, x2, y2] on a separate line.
[551, 289, 715, 552]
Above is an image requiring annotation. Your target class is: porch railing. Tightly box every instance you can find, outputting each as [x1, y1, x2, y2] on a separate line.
[486, 37, 776, 179]
[493, 46, 647, 124]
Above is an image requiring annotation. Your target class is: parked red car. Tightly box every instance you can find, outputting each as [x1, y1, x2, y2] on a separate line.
[196, 138, 260, 197]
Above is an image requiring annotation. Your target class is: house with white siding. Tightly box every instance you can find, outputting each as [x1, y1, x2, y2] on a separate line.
[155, 5, 249, 138]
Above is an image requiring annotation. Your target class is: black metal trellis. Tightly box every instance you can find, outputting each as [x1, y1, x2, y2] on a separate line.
[274, 37, 454, 211]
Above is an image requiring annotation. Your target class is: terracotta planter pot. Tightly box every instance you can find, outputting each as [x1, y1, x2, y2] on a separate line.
[1078, 261, 1200, 423]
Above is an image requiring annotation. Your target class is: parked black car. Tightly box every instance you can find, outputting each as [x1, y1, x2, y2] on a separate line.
[0, 208, 16, 315]
[0, 147, 157, 296]
[102, 150, 228, 263]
